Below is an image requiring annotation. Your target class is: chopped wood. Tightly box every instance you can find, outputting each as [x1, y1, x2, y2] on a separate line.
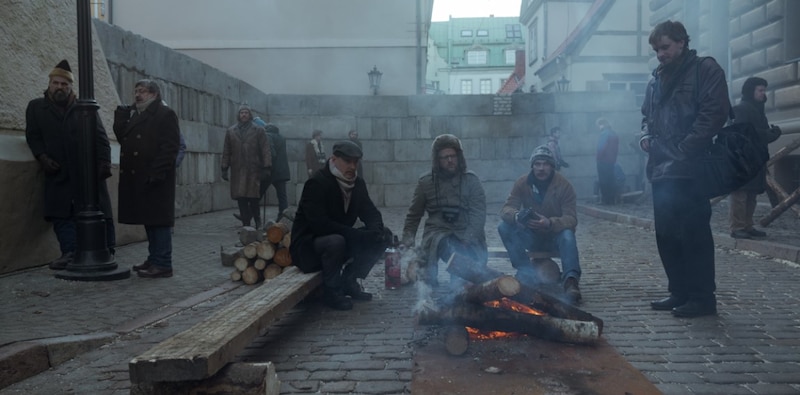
[129, 267, 322, 383]
[256, 241, 275, 260]
[446, 252, 503, 284]
[243, 242, 259, 259]
[273, 247, 292, 267]
[444, 325, 469, 356]
[263, 264, 282, 279]
[512, 286, 604, 335]
[230, 270, 242, 282]
[280, 232, 291, 249]
[238, 226, 264, 245]
[234, 257, 251, 272]
[220, 246, 244, 267]
[242, 266, 262, 285]
[266, 223, 289, 244]
[253, 258, 268, 271]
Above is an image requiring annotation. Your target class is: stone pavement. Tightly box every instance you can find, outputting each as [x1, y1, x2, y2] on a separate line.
[1, 201, 799, 394]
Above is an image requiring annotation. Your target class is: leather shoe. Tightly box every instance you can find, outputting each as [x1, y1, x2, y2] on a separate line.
[672, 300, 716, 318]
[730, 230, 752, 239]
[343, 278, 373, 301]
[650, 295, 687, 311]
[132, 260, 152, 272]
[137, 265, 173, 278]
[323, 288, 353, 310]
[747, 228, 767, 237]
[48, 252, 74, 270]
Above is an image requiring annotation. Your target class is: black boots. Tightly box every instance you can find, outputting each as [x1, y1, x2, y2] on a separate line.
[343, 278, 372, 301]
[322, 287, 353, 311]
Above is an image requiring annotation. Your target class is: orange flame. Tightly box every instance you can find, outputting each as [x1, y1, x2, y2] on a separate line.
[466, 326, 524, 340]
[465, 298, 546, 339]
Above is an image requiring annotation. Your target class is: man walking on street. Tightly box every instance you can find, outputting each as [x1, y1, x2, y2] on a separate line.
[729, 77, 781, 239]
[639, 20, 730, 317]
[498, 145, 582, 304]
[113, 79, 180, 278]
[291, 141, 389, 310]
[221, 104, 271, 229]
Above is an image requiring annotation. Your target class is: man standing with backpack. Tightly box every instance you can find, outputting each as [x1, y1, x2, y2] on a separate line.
[639, 20, 730, 318]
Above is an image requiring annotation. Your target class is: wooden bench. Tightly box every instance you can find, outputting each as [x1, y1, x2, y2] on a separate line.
[129, 266, 321, 388]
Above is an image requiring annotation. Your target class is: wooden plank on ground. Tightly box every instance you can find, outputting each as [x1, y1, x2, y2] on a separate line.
[129, 266, 321, 383]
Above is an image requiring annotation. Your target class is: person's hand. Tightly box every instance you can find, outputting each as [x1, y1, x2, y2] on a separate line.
[37, 154, 60, 174]
[527, 213, 551, 231]
[221, 168, 229, 181]
[99, 162, 112, 179]
[639, 135, 652, 153]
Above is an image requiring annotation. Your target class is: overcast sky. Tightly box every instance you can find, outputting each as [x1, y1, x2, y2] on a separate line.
[431, 0, 522, 21]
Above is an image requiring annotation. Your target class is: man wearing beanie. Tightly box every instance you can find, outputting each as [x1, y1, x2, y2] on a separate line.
[729, 77, 782, 239]
[498, 145, 582, 304]
[221, 104, 271, 229]
[291, 140, 389, 311]
[114, 79, 180, 278]
[401, 134, 488, 288]
[25, 60, 116, 270]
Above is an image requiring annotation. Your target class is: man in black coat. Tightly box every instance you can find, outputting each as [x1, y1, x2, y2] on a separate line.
[290, 141, 388, 310]
[113, 79, 180, 278]
[25, 60, 116, 270]
[259, 122, 291, 222]
[729, 77, 782, 239]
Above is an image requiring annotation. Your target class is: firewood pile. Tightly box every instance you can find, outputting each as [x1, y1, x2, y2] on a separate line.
[221, 215, 293, 285]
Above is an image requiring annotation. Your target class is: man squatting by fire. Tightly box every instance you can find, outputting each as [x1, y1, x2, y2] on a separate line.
[291, 140, 391, 310]
[498, 145, 582, 304]
[401, 134, 488, 288]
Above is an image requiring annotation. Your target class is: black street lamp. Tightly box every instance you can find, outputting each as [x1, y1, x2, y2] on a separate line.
[57, 0, 130, 281]
[556, 75, 571, 92]
[368, 65, 382, 95]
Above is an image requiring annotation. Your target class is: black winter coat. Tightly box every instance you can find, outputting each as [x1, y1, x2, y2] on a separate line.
[25, 93, 113, 220]
[290, 162, 384, 273]
[113, 100, 180, 226]
[266, 129, 290, 182]
[732, 100, 781, 193]
[641, 50, 731, 181]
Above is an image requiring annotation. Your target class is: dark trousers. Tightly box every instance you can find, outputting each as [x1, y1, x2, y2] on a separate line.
[53, 218, 116, 254]
[312, 234, 383, 290]
[652, 179, 716, 302]
[597, 161, 616, 204]
[259, 179, 288, 221]
[145, 225, 172, 269]
[236, 198, 261, 227]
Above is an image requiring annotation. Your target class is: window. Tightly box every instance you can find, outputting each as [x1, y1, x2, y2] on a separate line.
[480, 79, 492, 94]
[505, 49, 516, 64]
[460, 30, 473, 37]
[466, 50, 488, 65]
[506, 24, 522, 39]
[477, 29, 489, 37]
[461, 80, 473, 94]
[528, 19, 538, 63]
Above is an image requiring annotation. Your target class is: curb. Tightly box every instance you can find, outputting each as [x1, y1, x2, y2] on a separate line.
[577, 204, 800, 264]
[0, 280, 244, 390]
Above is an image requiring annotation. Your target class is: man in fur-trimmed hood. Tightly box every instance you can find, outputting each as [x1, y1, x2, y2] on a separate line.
[402, 134, 487, 287]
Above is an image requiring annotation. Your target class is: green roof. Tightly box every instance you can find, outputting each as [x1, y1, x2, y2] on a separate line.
[429, 17, 524, 68]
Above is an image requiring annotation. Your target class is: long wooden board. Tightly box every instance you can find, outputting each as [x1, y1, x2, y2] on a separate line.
[129, 266, 321, 383]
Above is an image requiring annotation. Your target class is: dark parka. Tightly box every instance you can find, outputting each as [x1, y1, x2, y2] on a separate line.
[265, 125, 290, 182]
[25, 92, 114, 220]
[641, 49, 731, 181]
[113, 100, 180, 226]
[732, 78, 781, 193]
[221, 123, 271, 199]
[290, 162, 385, 273]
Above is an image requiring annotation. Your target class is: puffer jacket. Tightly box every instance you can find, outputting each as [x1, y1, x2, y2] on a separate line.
[640, 49, 730, 181]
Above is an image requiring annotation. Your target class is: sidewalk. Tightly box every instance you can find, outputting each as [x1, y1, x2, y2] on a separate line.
[1, 203, 799, 394]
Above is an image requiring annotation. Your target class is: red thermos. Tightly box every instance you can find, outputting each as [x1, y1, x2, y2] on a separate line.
[384, 245, 401, 290]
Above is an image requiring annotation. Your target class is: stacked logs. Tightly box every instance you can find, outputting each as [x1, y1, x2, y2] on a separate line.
[223, 222, 292, 285]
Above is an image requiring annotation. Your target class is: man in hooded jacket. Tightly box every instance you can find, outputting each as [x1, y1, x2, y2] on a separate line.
[728, 77, 781, 239]
[26, 60, 116, 270]
[401, 134, 487, 287]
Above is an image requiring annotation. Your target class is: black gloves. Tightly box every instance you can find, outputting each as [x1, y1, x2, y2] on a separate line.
[37, 154, 60, 174]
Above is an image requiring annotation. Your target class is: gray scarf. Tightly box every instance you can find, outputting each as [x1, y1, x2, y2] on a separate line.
[329, 160, 356, 212]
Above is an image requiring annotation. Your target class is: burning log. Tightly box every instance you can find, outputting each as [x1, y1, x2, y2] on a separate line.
[456, 275, 520, 305]
[443, 325, 469, 356]
[446, 253, 504, 284]
[418, 300, 600, 345]
[513, 287, 604, 335]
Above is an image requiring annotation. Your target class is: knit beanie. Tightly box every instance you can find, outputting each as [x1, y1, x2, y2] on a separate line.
[530, 145, 556, 167]
[49, 59, 74, 83]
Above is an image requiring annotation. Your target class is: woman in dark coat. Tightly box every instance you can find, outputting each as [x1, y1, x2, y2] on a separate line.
[113, 79, 180, 278]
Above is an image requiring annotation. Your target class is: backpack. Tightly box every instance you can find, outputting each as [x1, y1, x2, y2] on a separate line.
[693, 57, 769, 198]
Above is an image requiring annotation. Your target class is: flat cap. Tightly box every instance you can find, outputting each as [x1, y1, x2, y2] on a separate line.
[332, 140, 363, 159]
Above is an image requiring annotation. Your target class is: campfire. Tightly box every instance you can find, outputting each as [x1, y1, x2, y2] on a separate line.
[418, 253, 604, 355]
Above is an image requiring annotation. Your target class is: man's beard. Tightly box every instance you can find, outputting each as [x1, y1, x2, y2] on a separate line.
[51, 89, 69, 105]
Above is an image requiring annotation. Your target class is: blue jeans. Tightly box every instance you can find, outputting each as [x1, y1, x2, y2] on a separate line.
[145, 226, 172, 269]
[497, 221, 581, 284]
[53, 218, 116, 254]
